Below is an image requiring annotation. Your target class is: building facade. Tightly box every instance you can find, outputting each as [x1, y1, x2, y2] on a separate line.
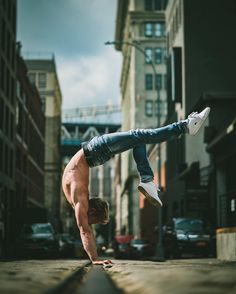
[0, 0, 17, 257]
[15, 46, 45, 231]
[25, 58, 62, 230]
[165, 0, 236, 228]
[114, 0, 168, 240]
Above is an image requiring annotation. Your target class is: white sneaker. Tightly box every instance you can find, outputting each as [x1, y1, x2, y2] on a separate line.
[187, 107, 211, 135]
[138, 182, 162, 207]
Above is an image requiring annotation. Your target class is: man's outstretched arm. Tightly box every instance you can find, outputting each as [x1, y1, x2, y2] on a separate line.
[74, 201, 98, 262]
[74, 201, 112, 265]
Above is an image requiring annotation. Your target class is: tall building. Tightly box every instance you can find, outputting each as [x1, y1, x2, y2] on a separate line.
[114, 0, 168, 240]
[15, 45, 45, 231]
[0, 0, 17, 257]
[25, 57, 62, 230]
[165, 0, 236, 227]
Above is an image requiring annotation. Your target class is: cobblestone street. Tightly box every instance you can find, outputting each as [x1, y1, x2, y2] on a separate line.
[0, 258, 235, 294]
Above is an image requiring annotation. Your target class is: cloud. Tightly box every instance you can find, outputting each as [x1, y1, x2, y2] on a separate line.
[17, 0, 122, 115]
[57, 49, 122, 110]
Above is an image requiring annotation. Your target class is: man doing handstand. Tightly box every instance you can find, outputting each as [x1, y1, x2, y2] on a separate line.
[62, 107, 210, 265]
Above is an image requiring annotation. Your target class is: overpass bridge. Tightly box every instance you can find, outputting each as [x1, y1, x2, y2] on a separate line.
[61, 122, 121, 157]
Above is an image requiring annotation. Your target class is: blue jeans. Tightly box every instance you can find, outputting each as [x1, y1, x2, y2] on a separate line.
[82, 121, 187, 183]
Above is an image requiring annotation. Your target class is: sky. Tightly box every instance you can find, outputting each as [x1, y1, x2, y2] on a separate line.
[17, 0, 122, 115]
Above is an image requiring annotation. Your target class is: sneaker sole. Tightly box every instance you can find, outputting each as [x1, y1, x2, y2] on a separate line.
[138, 186, 163, 207]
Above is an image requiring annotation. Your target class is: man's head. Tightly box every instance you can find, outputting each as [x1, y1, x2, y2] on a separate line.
[88, 198, 109, 225]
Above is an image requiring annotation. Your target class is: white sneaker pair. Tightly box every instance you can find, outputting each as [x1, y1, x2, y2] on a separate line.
[138, 182, 162, 207]
[138, 108, 211, 207]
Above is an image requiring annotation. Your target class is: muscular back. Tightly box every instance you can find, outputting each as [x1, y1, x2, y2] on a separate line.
[62, 149, 89, 208]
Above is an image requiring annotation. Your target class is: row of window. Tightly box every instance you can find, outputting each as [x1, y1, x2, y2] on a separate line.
[145, 73, 166, 90]
[28, 72, 47, 89]
[145, 99, 167, 117]
[145, 47, 166, 64]
[144, 22, 165, 38]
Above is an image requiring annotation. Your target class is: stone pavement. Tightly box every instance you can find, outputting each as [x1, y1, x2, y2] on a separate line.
[0, 259, 89, 294]
[105, 258, 236, 294]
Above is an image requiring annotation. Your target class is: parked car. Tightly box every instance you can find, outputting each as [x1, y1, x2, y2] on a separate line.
[130, 239, 152, 259]
[163, 218, 216, 258]
[17, 223, 59, 258]
[57, 233, 76, 257]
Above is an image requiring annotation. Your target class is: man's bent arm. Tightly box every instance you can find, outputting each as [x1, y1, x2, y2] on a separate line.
[74, 202, 98, 262]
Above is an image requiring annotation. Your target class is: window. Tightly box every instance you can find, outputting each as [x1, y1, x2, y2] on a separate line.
[145, 74, 153, 90]
[154, 23, 162, 37]
[0, 98, 3, 130]
[38, 73, 46, 88]
[154, 0, 162, 10]
[16, 81, 20, 97]
[28, 73, 36, 85]
[145, 22, 164, 37]
[154, 100, 167, 117]
[0, 57, 5, 91]
[145, 100, 153, 117]
[171, 47, 182, 102]
[155, 74, 162, 90]
[9, 149, 13, 177]
[10, 113, 14, 141]
[1, 19, 6, 52]
[15, 100, 19, 125]
[0, 139, 3, 171]
[41, 96, 46, 113]
[145, 0, 153, 11]
[144, 23, 153, 37]
[164, 74, 167, 89]
[155, 48, 162, 64]
[4, 105, 9, 137]
[145, 48, 153, 64]
[4, 143, 8, 174]
[145, 0, 167, 11]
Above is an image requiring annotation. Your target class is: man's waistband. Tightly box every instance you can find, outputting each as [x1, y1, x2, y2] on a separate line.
[82, 142, 94, 167]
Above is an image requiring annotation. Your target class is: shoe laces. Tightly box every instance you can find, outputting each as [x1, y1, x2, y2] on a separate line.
[188, 111, 198, 118]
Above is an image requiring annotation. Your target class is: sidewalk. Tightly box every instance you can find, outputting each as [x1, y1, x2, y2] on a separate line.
[105, 258, 236, 294]
[0, 259, 89, 294]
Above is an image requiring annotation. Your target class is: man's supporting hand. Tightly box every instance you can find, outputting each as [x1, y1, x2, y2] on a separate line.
[92, 259, 113, 266]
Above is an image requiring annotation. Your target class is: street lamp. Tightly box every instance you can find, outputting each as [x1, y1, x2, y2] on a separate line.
[105, 40, 165, 261]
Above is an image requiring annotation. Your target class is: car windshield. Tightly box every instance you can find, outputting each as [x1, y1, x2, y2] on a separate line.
[174, 219, 206, 231]
[31, 224, 53, 234]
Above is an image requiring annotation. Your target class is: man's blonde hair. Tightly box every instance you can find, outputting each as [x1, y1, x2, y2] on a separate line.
[89, 198, 109, 224]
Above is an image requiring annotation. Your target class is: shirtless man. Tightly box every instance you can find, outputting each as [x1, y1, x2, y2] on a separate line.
[62, 107, 210, 265]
